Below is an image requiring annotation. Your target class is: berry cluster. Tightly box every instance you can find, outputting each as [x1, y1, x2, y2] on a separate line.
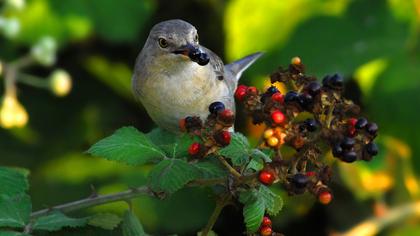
[180, 101, 235, 158]
[178, 57, 378, 235]
[237, 57, 378, 204]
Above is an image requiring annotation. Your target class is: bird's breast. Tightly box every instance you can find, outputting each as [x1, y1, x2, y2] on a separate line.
[137, 62, 233, 131]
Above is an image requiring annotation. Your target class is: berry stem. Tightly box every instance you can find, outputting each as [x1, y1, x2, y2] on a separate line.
[201, 193, 231, 236]
[326, 100, 336, 128]
[217, 155, 242, 179]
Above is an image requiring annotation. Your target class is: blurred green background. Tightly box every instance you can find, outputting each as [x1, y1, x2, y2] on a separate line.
[0, 0, 419, 235]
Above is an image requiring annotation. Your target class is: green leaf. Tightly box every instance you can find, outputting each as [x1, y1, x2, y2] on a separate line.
[250, 149, 271, 163]
[219, 133, 250, 166]
[32, 211, 88, 231]
[0, 167, 29, 196]
[239, 190, 265, 233]
[247, 149, 272, 171]
[259, 185, 283, 216]
[194, 158, 228, 179]
[122, 210, 147, 236]
[0, 231, 31, 236]
[0, 194, 31, 228]
[148, 129, 197, 159]
[87, 126, 166, 165]
[88, 213, 122, 230]
[246, 159, 264, 171]
[148, 159, 200, 194]
[239, 185, 283, 232]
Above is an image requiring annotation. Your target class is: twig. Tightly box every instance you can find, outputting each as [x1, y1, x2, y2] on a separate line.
[31, 177, 227, 219]
[201, 193, 231, 236]
[336, 201, 420, 236]
[31, 186, 154, 219]
[16, 73, 50, 88]
[217, 156, 242, 179]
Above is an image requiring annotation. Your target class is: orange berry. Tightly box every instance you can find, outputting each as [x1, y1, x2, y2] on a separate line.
[260, 226, 273, 236]
[318, 191, 332, 205]
[291, 56, 301, 65]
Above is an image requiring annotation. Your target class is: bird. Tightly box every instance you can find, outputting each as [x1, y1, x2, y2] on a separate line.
[132, 19, 262, 133]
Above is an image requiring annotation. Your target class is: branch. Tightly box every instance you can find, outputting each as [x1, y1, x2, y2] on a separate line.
[31, 186, 153, 219]
[201, 193, 231, 236]
[337, 201, 420, 236]
[217, 156, 242, 179]
[31, 177, 227, 219]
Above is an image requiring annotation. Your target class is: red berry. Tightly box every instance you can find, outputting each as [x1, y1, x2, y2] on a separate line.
[259, 170, 275, 185]
[271, 92, 284, 103]
[262, 216, 272, 227]
[260, 226, 272, 236]
[214, 131, 231, 146]
[348, 118, 357, 127]
[188, 142, 201, 156]
[247, 86, 258, 95]
[271, 110, 286, 124]
[306, 171, 316, 177]
[348, 127, 356, 137]
[318, 191, 332, 205]
[235, 85, 248, 101]
[219, 109, 234, 120]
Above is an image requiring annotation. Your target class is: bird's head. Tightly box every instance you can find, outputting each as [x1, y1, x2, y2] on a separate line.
[143, 19, 209, 66]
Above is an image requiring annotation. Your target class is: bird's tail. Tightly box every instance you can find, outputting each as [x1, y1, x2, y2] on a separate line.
[225, 52, 263, 82]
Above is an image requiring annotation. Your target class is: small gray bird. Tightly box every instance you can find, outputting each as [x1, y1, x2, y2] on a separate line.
[132, 19, 262, 132]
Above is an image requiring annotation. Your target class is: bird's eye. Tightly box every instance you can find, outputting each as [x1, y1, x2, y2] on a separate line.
[158, 38, 168, 48]
[194, 35, 199, 43]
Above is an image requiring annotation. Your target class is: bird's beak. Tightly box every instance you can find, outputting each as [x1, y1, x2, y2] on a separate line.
[172, 43, 198, 58]
[172, 43, 210, 66]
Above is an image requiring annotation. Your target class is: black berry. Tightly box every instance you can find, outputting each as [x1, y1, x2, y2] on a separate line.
[355, 117, 368, 129]
[332, 144, 343, 157]
[291, 173, 309, 189]
[304, 119, 318, 132]
[188, 50, 201, 62]
[365, 142, 378, 156]
[322, 73, 343, 89]
[341, 137, 355, 149]
[197, 52, 210, 66]
[208, 102, 225, 114]
[266, 86, 279, 94]
[284, 91, 299, 103]
[366, 122, 378, 136]
[298, 93, 313, 110]
[305, 81, 322, 96]
[341, 151, 357, 163]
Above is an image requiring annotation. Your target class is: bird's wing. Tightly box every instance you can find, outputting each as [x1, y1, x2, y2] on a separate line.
[200, 46, 225, 79]
[200, 46, 238, 92]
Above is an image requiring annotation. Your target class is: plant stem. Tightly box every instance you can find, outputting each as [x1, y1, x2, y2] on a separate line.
[201, 193, 231, 236]
[31, 186, 154, 219]
[16, 73, 50, 89]
[217, 156, 242, 179]
[31, 178, 227, 219]
[338, 200, 420, 236]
